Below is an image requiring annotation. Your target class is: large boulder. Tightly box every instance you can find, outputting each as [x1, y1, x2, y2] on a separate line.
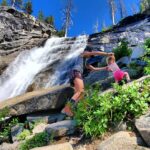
[31, 143, 73, 150]
[88, 13, 150, 58]
[97, 131, 148, 150]
[135, 110, 150, 147]
[0, 85, 74, 116]
[0, 142, 19, 150]
[45, 120, 76, 137]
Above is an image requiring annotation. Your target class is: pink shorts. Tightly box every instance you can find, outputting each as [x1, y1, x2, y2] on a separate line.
[113, 70, 125, 82]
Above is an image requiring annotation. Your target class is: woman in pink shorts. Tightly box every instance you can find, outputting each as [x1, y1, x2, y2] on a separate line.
[106, 56, 130, 83]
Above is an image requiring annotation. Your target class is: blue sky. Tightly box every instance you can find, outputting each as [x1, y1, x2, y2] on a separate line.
[1, 0, 140, 37]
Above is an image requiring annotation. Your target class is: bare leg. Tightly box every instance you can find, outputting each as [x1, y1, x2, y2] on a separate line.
[61, 77, 84, 116]
[124, 72, 130, 82]
[72, 77, 84, 102]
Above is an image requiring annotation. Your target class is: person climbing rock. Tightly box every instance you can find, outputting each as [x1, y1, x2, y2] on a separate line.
[96, 55, 131, 84]
[61, 45, 114, 117]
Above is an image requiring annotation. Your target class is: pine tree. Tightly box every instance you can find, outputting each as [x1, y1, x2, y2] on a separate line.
[10, 0, 23, 9]
[38, 10, 44, 21]
[62, 0, 73, 37]
[118, 0, 127, 18]
[1, 0, 8, 6]
[107, 0, 117, 25]
[45, 16, 54, 26]
[24, 0, 33, 15]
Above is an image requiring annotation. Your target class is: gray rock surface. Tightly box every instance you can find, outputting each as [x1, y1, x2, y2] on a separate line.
[0, 142, 19, 150]
[31, 142, 73, 150]
[32, 123, 47, 135]
[135, 110, 150, 147]
[11, 125, 23, 142]
[0, 6, 55, 75]
[27, 113, 66, 123]
[0, 85, 74, 116]
[45, 120, 76, 137]
[97, 131, 148, 150]
[88, 13, 150, 60]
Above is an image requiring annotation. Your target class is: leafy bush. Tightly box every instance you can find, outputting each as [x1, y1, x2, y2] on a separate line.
[113, 39, 132, 60]
[0, 118, 19, 138]
[17, 129, 31, 141]
[74, 78, 150, 137]
[19, 132, 50, 150]
[143, 38, 150, 75]
[0, 107, 9, 122]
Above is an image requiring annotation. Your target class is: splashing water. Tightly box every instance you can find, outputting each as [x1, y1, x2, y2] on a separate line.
[0, 35, 87, 101]
[46, 35, 87, 86]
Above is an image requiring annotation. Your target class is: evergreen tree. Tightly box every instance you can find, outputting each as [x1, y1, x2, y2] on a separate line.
[1, 0, 8, 6]
[24, 0, 33, 15]
[38, 10, 44, 21]
[45, 16, 54, 26]
[107, 0, 117, 25]
[10, 0, 23, 9]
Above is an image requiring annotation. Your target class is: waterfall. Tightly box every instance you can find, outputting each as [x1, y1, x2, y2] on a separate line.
[46, 35, 87, 87]
[0, 35, 87, 101]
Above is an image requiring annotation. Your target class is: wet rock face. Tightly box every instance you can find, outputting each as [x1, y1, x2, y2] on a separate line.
[0, 6, 55, 74]
[88, 13, 150, 59]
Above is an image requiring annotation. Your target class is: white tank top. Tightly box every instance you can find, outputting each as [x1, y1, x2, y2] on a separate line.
[108, 62, 120, 73]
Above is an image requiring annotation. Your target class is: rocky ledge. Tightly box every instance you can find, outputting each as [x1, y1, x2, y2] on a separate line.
[0, 6, 56, 74]
[0, 84, 74, 116]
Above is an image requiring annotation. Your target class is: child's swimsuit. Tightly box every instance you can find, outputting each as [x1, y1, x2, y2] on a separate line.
[108, 63, 125, 82]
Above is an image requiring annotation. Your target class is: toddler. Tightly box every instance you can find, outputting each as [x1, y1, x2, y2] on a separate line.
[106, 56, 130, 83]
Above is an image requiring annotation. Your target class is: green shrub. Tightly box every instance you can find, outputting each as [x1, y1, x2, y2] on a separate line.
[17, 129, 31, 141]
[0, 107, 9, 122]
[19, 132, 50, 150]
[143, 38, 150, 75]
[74, 79, 150, 137]
[55, 30, 65, 37]
[113, 39, 132, 60]
[0, 118, 19, 138]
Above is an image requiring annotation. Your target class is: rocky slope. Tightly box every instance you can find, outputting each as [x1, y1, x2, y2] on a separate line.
[0, 6, 56, 74]
[88, 11, 150, 58]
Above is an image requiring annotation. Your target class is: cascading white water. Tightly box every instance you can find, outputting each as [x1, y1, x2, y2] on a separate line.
[46, 35, 87, 87]
[0, 35, 87, 101]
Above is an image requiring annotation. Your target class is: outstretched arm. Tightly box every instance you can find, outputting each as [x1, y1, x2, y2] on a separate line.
[81, 51, 114, 58]
[86, 64, 108, 71]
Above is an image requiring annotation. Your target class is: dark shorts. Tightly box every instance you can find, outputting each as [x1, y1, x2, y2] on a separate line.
[69, 70, 83, 86]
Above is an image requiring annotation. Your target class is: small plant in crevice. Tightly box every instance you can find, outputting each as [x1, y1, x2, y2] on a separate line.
[113, 39, 132, 61]
[17, 129, 31, 141]
[0, 107, 9, 122]
[0, 118, 19, 140]
[19, 132, 50, 150]
[143, 38, 150, 75]
[74, 78, 150, 137]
